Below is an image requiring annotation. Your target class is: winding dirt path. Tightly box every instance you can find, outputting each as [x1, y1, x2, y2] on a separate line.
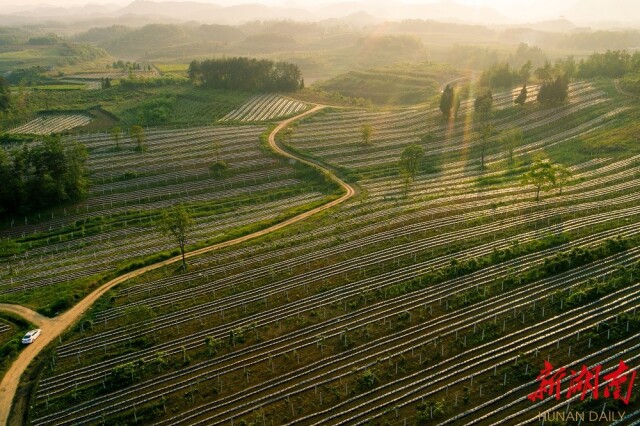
[0, 104, 355, 425]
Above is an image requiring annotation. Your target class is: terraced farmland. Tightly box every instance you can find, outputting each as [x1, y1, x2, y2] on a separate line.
[0, 125, 336, 312]
[7, 113, 92, 135]
[18, 78, 640, 425]
[220, 94, 309, 122]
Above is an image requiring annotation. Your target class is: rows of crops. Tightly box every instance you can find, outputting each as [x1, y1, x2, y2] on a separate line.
[287, 82, 614, 174]
[0, 125, 332, 305]
[220, 94, 308, 122]
[24, 79, 640, 425]
[7, 113, 92, 135]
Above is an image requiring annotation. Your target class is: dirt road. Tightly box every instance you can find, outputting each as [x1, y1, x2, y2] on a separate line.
[0, 104, 355, 425]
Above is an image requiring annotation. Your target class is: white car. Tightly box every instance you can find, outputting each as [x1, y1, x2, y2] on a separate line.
[21, 329, 42, 344]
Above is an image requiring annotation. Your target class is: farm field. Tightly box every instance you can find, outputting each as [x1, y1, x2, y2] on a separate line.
[14, 77, 640, 425]
[220, 94, 309, 122]
[7, 113, 93, 135]
[0, 125, 338, 313]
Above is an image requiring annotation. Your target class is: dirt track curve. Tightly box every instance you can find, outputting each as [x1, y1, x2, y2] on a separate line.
[0, 104, 356, 425]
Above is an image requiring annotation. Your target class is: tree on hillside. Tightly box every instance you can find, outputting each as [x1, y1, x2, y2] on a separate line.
[157, 204, 194, 271]
[519, 60, 532, 85]
[399, 144, 425, 196]
[360, 124, 373, 146]
[537, 76, 569, 104]
[521, 160, 556, 201]
[500, 127, 523, 166]
[534, 61, 554, 82]
[110, 127, 122, 149]
[130, 125, 145, 151]
[439, 84, 459, 119]
[514, 85, 527, 106]
[474, 88, 493, 170]
[0, 76, 10, 114]
[553, 163, 572, 195]
[209, 139, 228, 177]
[474, 88, 493, 114]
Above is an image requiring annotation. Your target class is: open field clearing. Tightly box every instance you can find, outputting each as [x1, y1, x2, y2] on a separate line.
[7, 113, 93, 135]
[220, 94, 308, 122]
[16, 79, 639, 425]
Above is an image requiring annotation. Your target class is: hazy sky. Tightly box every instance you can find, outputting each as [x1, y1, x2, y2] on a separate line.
[1, 0, 639, 24]
[0, 0, 579, 15]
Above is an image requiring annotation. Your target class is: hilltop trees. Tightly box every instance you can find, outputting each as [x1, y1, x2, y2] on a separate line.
[188, 57, 303, 92]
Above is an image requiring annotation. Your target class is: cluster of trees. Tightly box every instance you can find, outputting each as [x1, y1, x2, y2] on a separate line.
[479, 60, 532, 89]
[536, 76, 569, 103]
[576, 50, 640, 78]
[521, 159, 571, 201]
[0, 137, 88, 217]
[100, 77, 112, 89]
[188, 57, 303, 92]
[110, 60, 151, 71]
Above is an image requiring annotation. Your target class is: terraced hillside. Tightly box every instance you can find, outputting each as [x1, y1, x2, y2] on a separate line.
[220, 94, 308, 122]
[12, 79, 640, 425]
[0, 125, 337, 312]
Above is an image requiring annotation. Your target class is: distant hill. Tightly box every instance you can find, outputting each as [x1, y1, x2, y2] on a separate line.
[315, 62, 458, 105]
[75, 23, 246, 58]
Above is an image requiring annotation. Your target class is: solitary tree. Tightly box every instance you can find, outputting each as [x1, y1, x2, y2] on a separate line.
[500, 128, 523, 165]
[553, 163, 572, 195]
[477, 123, 494, 170]
[514, 85, 527, 106]
[210, 139, 228, 177]
[111, 126, 122, 149]
[519, 60, 532, 85]
[399, 144, 425, 196]
[282, 127, 294, 144]
[474, 88, 494, 170]
[130, 125, 145, 151]
[521, 160, 556, 201]
[360, 124, 373, 146]
[439, 84, 459, 119]
[157, 204, 194, 271]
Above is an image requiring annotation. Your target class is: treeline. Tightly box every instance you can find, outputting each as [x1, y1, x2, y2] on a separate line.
[188, 57, 303, 92]
[0, 137, 88, 218]
[576, 50, 640, 78]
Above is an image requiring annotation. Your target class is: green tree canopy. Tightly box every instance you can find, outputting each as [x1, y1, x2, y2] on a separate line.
[521, 160, 556, 201]
[439, 84, 459, 119]
[157, 204, 195, 271]
[360, 124, 373, 146]
[189, 57, 303, 92]
[0, 76, 10, 114]
[0, 137, 88, 218]
[399, 144, 425, 185]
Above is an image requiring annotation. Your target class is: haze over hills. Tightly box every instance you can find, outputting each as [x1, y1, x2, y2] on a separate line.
[1, 0, 639, 29]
